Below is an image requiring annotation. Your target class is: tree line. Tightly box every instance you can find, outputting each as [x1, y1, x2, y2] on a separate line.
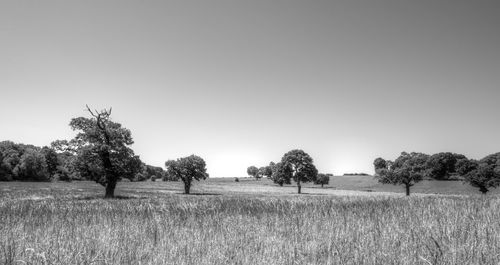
[2, 106, 499, 198]
[374, 152, 500, 195]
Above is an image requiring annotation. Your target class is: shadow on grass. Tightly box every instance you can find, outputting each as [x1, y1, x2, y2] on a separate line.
[175, 193, 222, 196]
[75, 195, 148, 201]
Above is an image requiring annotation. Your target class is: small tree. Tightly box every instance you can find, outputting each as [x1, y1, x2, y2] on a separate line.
[247, 166, 260, 180]
[165, 155, 209, 194]
[281, 149, 318, 194]
[463, 163, 500, 194]
[375, 152, 428, 196]
[271, 162, 292, 186]
[373, 158, 387, 175]
[315, 173, 331, 188]
[459, 154, 500, 194]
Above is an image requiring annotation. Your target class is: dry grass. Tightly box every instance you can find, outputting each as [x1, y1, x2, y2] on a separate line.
[1, 180, 500, 264]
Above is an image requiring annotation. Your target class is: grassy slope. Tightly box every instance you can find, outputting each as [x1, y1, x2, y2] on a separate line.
[1, 179, 500, 264]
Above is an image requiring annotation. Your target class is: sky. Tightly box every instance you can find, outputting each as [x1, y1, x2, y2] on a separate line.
[1, 0, 499, 177]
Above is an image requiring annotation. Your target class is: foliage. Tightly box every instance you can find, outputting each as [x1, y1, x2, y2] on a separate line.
[281, 149, 318, 193]
[165, 155, 209, 194]
[247, 166, 260, 179]
[424, 152, 466, 180]
[270, 162, 292, 186]
[55, 107, 142, 198]
[375, 152, 429, 196]
[373, 157, 387, 175]
[460, 153, 500, 194]
[315, 173, 332, 187]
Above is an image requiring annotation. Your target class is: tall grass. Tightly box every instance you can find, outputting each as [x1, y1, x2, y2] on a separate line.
[1, 194, 500, 264]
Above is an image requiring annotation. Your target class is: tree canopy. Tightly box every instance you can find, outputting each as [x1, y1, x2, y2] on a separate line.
[55, 106, 143, 198]
[281, 149, 318, 194]
[375, 152, 428, 196]
[165, 155, 209, 194]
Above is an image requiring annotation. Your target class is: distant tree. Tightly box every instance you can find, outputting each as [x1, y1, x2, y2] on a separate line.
[281, 149, 318, 194]
[376, 152, 428, 196]
[373, 157, 388, 175]
[55, 106, 143, 198]
[315, 173, 332, 188]
[259, 166, 273, 180]
[459, 153, 500, 194]
[424, 152, 466, 180]
[165, 155, 209, 194]
[463, 163, 500, 194]
[271, 162, 292, 186]
[41, 146, 59, 178]
[456, 158, 478, 176]
[247, 166, 260, 180]
[13, 148, 51, 181]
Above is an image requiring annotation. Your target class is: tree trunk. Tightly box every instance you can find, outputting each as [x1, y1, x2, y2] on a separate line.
[321, 184, 324, 188]
[405, 184, 410, 196]
[297, 180, 301, 194]
[479, 186, 488, 194]
[105, 180, 116, 198]
[184, 180, 191, 194]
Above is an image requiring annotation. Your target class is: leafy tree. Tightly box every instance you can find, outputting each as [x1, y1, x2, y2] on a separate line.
[373, 157, 388, 176]
[41, 146, 59, 178]
[424, 152, 466, 180]
[271, 162, 292, 186]
[459, 153, 500, 194]
[247, 166, 260, 180]
[165, 155, 209, 194]
[281, 149, 318, 194]
[259, 166, 273, 180]
[375, 152, 428, 196]
[56, 106, 143, 198]
[456, 158, 478, 176]
[13, 148, 51, 181]
[463, 162, 500, 194]
[315, 173, 331, 188]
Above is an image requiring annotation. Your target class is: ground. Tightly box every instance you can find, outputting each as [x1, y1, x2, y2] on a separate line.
[1, 177, 499, 264]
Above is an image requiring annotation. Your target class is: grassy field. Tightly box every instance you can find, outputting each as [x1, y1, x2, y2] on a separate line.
[1, 178, 500, 264]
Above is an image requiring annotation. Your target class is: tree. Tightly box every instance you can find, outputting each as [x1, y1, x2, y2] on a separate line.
[315, 173, 331, 188]
[463, 163, 500, 194]
[259, 166, 273, 180]
[424, 152, 466, 180]
[56, 106, 142, 198]
[281, 149, 318, 194]
[456, 158, 478, 176]
[375, 152, 428, 196]
[13, 148, 51, 181]
[165, 155, 209, 194]
[373, 157, 388, 176]
[459, 153, 500, 194]
[41, 146, 59, 178]
[247, 166, 260, 180]
[271, 162, 292, 186]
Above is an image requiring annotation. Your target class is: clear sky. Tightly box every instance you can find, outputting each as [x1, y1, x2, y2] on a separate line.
[1, 0, 499, 177]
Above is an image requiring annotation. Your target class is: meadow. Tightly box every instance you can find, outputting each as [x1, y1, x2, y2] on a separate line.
[1, 177, 500, 264]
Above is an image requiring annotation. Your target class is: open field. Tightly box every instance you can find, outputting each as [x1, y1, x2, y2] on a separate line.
[1, 178, 500, 264]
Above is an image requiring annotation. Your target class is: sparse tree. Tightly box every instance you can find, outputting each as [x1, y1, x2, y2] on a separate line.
[247, 166, 260, 180]
[281, 149, 318, 194]
[56, 106, 142, 198]
[375, 152, 428, 196]
[315, 173, 331, 188]
[165, 155, 209, 194]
